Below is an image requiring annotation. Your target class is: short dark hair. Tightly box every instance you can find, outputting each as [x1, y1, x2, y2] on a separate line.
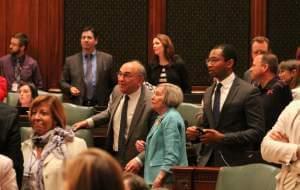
[251, 36, 270, 50]
[12, 33, 29, 49]
[213, 44, 237, 65]
[17, 82, 38, 106]
[82, 26, 99, 39]
[261, 53, 278, 74]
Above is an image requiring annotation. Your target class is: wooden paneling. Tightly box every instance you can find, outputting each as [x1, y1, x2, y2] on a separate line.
[0, 0, 7, 56]
[0, 0, 63, 90]
[148, 0, 166, 63]
[251, 0, 267, 38]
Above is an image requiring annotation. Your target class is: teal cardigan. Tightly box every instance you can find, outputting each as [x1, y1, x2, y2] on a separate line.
[138, 108, 188, 185]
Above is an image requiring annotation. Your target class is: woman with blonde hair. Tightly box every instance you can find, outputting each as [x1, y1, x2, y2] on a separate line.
[63, 148, 124, 190]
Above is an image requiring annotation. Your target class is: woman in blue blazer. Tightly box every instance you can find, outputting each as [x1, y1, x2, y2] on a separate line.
[125, 83, 188, 188]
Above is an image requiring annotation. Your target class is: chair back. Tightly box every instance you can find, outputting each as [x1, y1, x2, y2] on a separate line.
[63, 103, 94, 126]
[38, 90, 63, 101]
[215, 163, 280, 190]
[7, 92, 19, 106]
[177, 102, 202, 126]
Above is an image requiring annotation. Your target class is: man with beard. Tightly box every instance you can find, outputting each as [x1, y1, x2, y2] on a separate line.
[0, 33, 43, 91]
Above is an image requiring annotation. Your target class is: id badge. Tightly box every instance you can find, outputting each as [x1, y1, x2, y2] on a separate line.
[11, 82, 19, 92]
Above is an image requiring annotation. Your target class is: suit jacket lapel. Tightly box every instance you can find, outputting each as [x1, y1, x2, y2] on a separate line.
[78, 53, 85, 84]
[95, 51, 103, 86]
[218, 77, 240, 123]
[205, 83, 217, 128]
[127, 86, 146, 141]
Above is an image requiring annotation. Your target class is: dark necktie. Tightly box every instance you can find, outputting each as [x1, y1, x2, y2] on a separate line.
[85, 54, 94, 100]
[118, 95, 129, 156]
[213, 83, 222, 123]
[15, 59, 22, 81]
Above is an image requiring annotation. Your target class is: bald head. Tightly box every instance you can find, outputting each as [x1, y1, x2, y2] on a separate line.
[118, 60, 145, 94]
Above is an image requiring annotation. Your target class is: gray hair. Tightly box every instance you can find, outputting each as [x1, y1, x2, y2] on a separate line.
[279, 59, 300, 71]
[123, 60, 146, 79]
[158, 83, 183, 108]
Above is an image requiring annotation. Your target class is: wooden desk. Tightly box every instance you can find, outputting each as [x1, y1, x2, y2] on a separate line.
[172, 166, 220, 190]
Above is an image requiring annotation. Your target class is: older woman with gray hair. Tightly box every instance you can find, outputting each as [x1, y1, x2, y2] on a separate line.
[125, 83, 188, 189]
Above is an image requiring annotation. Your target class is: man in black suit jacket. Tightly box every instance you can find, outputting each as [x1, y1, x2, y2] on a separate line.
[60, 26, 115, 108]
[187, 44, 265, 166]
[0, 103, 23, 187]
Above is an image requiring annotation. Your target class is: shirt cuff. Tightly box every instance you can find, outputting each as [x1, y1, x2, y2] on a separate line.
[86, 118, 94, 128]
[135, 157, 143, 167]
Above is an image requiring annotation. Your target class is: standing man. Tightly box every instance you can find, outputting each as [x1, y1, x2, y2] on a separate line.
[0, 32, 43, 91]
[60, 26, 115, 107]
[73, 60, 155, 166]
[244, 36, 271, 83]
[250, 53, 292, 132]
[187, 44, 265, 166]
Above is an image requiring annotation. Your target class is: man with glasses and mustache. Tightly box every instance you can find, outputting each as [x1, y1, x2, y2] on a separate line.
[0, 32, 43, 91]
[73, 60, 155, 167]
[186, 44, 265, 167]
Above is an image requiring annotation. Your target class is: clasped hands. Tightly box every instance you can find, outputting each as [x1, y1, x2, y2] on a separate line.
[186, 126, 224, 143]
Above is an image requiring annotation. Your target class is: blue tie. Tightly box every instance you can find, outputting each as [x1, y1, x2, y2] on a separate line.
[118, 95, 129, 156]
[213, 83, 222, 123]
[85, 54, 94, 100]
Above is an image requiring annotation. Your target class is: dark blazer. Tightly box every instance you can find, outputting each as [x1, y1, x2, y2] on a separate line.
[198, 76, 265, 166]
[91, 84, 155, 165]
[0, 103, 23, 187]
[60, 51, 115, 107]
[147, 55, 191, 93]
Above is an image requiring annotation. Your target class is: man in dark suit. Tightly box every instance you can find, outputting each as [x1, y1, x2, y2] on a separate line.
[187, 44, 265, 166]
[60, 26, 115, 108]
[250, 53, 292, 132]
[73, 60, 155, 166]
[0, 103, 23, 187]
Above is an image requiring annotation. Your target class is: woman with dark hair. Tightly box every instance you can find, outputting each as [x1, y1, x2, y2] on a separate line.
[146, 34, 191, 93]
[63, 148, 124, 190]
[22, 95, 87, 190]
[17, 82, 38, 107]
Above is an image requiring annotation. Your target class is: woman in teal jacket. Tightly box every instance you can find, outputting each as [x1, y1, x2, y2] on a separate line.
[125, 83, 188, 188]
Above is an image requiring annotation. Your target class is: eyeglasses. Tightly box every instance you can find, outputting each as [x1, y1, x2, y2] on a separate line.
[205, 57, 224, 65]
[117, 71, 141, 78]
